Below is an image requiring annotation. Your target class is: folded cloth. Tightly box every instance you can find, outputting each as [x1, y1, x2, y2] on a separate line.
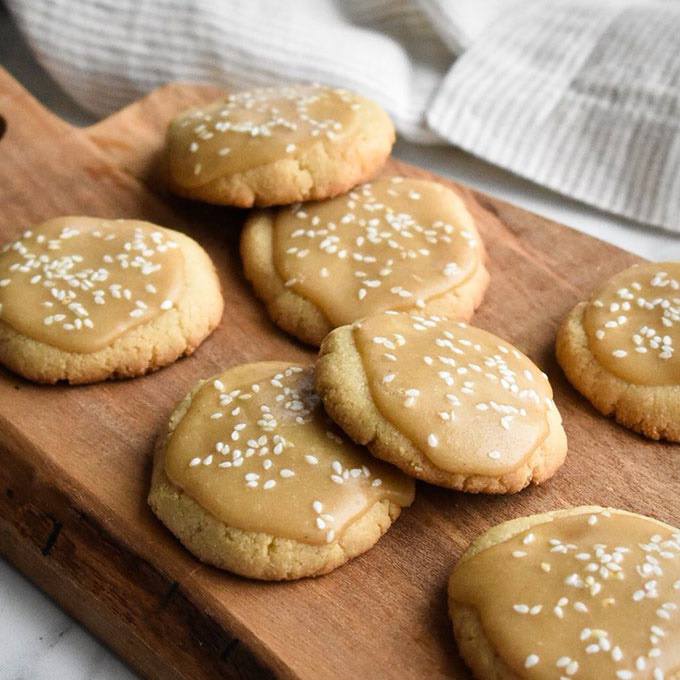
[7, 0, 680, 232]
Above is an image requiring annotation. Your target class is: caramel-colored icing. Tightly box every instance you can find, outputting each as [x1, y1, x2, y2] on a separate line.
[273, 178, 483, 326]
[353, 312, 558, 475]
[167, 84, 373, 188]
[0, 217, 184, 353]
[450, 509, 680, 679]
[163, 362, 415, 545]
[584, 262, 680, 386]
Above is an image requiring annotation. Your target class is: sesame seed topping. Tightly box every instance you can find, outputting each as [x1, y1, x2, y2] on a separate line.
[355, 312, 556, 474]
[172, 364, 411, 545]
[175, 85, 359, 181]
[525, 654, 540, 668]
[275, 178, 482, 320]
[0, 218, 181, 353]
[587, 263, 680, 382]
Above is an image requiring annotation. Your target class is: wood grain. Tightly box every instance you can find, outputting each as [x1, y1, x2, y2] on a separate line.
[0, 68, 677, 680]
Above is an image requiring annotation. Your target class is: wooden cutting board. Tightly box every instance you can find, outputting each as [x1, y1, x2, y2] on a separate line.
[0, 67, 677, 680]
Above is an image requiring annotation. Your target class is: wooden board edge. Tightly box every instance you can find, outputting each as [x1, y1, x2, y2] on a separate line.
[0, 430, 276, 680]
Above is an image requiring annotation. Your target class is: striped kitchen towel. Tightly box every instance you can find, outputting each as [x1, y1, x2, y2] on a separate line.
[6, 0, 680, 232]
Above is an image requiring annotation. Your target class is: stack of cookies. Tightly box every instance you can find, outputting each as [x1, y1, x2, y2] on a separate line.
[150, 82, 568, 581]
[1, 83, 677, 678]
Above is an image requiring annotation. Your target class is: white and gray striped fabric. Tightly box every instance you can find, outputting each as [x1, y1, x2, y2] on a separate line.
[7, 0, 680, 232]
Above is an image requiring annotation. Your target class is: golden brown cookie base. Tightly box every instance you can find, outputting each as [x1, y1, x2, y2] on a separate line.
[316, 325, 567, 493]
[556, 301, 680, 441]
[241, 211, 490, 347]
[447, 507, 676, 680]
[148, 379, 404, 581]
[166, 122, 394, 208]
[0, 232, 223, 384]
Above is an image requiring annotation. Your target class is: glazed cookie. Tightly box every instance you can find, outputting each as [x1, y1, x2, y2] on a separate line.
[148, 362, 415, 580]
[316, 311, 567, 493]
[557, 262, 680, 441]
[448, 506, 680, 680]
[0, 216, 223, 384]
[165, 84, 394, 207]
[242, 177, 489, 345]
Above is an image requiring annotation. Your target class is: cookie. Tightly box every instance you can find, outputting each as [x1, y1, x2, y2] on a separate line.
[165, 84, 395, 207]
[148, 361, 415, 580]
[241, 177, 489, 346]
[448, 506, 680, 680]
[556, 262, 680, 441]
[0, 216, 223, 384]
[316, 311, 567, 493]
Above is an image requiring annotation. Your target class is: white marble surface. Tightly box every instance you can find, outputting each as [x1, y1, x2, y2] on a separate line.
[0, 3, 679, 679]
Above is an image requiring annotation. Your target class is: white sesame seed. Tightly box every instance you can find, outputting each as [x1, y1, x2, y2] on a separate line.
[524, 654, 539, 668]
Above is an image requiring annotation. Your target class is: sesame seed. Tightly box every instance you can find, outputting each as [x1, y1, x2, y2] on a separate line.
[525, 654, 539, 668]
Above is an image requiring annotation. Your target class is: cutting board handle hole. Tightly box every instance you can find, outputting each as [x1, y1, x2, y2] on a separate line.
[0, 115, 5, 142]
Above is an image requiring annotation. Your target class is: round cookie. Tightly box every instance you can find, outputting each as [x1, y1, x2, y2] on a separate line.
[241, 177, 489, 346]
[0, 216, 223, 384]
[448, 506, 680, 680]
[557, 262, 680, 441]
[165, 84, 395, 207]
[148, 361, 415, 580]
[316, 311, 567, 493]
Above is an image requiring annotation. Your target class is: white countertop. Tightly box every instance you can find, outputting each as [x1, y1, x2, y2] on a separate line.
[0, 5, 678, 679]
